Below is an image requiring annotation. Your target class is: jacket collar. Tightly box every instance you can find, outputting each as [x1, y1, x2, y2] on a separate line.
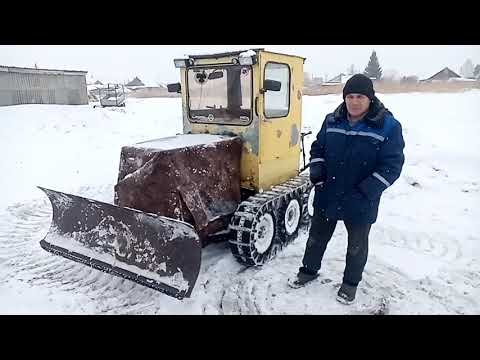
[330, 96, 391, 128]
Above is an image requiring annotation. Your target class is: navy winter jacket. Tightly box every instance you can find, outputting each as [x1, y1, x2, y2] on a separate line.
[309, 97, 405, 224]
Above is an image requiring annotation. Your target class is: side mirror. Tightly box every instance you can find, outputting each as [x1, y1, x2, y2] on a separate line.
[167, 82, 181, 93]
[262, 79, 281, 92]
[208, 71, 224, 80]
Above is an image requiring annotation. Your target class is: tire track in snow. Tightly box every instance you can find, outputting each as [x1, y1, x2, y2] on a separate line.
[217, 227, 392, 314]
[368, 225, 479, 313]
[414, 276, 479, 314]
[0, 187, 185, 314]
[2, 187, 478, 314]
[372, 226, 464, 263]
[218, 231, 479, 314]
[0, 186, 238, 314]
[220, 254, 396, 314]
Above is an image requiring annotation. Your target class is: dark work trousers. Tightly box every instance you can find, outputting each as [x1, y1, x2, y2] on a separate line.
[301, 213, 372, 286]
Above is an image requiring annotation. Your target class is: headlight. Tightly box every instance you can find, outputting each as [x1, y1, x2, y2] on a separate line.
[174, 58, 192, 68]
[239, 55, 257, 66]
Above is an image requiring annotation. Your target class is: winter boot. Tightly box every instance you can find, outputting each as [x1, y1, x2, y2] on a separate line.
[336, 283, 357, 305]
[288, 267, 319, 289]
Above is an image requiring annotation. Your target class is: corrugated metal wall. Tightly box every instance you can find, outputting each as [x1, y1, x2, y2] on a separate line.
[0, 68, 88, 106]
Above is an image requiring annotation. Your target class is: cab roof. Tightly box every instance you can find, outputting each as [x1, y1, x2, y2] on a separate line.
[187, 48, 306, 62]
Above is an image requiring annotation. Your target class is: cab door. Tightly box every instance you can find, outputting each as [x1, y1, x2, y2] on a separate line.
[257, 51, 303, 190]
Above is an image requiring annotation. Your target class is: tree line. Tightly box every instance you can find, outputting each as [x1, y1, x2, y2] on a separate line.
[309, 51, 480, 83]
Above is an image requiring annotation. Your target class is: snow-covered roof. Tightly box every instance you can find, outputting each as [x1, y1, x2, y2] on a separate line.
[422, 67, 461, 81]
[140, 79, 161, 87]
[126, 78, 165, 89]
[448, 77, 478, 82]
[0, 64, 87, 76]
[87, 84, 102, 91]
[187, 49, 262, 59]
[126, 76, 145, 87]
[325, 73, 353, 84]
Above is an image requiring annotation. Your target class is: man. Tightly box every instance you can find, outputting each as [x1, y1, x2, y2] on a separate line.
[290, 74, 405, 305]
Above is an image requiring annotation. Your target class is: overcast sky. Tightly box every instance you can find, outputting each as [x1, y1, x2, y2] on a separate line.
[1, 45, 479, 84]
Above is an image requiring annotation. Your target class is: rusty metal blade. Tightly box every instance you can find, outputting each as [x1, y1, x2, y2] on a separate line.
[38, 186, 202, 299]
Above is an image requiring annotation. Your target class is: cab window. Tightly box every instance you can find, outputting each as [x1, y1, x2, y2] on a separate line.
[264, 62, 290, 118]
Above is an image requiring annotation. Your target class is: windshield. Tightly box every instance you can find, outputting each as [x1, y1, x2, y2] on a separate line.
[187, 65, 252, 125]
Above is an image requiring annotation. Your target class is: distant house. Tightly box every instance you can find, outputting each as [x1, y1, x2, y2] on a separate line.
[324, 73, 353, 85]
[421, 67, 461, 82]
[126, 76, 145, 87]
[94, 80, 103, 85]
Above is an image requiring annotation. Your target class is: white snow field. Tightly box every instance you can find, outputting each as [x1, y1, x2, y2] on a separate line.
[0, 91, 479, 315]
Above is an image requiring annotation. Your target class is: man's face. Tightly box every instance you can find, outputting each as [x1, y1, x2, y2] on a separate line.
[345, 93, 371, 118]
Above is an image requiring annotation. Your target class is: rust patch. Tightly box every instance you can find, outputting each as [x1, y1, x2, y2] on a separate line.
[290, 124, 299, 146]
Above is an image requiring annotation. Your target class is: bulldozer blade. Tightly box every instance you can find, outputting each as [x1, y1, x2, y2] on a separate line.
[38, 186, 202, 299]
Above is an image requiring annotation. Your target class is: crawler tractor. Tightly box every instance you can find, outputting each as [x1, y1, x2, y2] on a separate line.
[39, 49, 315, 299]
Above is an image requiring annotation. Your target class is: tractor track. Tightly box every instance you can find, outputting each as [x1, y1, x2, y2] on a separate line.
[229, 174, 312, 266]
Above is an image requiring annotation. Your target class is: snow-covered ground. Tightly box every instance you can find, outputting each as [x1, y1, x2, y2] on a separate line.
[0, 92, 479, 314]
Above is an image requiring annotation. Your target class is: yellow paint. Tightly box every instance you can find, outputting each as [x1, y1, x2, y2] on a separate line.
[257, 51, 304, 190]
[179, 50, 305, 192]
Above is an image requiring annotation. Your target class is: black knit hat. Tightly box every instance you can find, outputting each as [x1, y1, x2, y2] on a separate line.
[343, 74, 375, 100]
